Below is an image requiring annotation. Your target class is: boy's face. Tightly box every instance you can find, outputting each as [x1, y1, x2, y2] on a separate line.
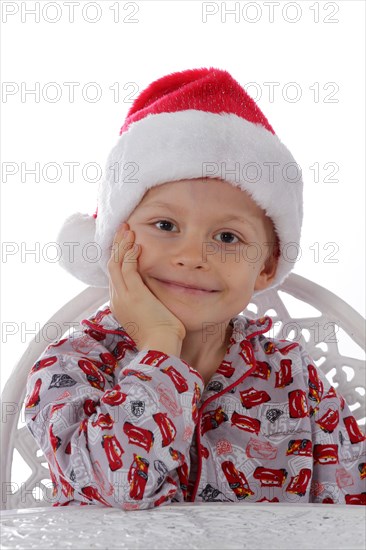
[125, 178, 278, 331]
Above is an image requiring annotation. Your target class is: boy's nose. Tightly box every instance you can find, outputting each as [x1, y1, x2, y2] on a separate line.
[170, 238, 211, 269]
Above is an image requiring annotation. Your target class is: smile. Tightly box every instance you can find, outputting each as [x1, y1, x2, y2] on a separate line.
[154, 279, 218, 295]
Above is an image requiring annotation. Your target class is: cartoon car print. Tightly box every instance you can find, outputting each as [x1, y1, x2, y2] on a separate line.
[30, 356, 58, 374]
[307, 364, 324, 403]
[231, 411, 261, 435]
[264, 341, 276, 355]
[101, 385, 128, 406]
[338, 394, 346, 411]
[201, 407, 229, 435]
[153, 413, 177, 447]
[91, 413, 114, 430]
[46, 448, 64, 480]
[275, 359, 293, 388]
[250, 361, 271, 380]
[140, 350, 168, 368]
[313, 444, 339, 465]
[98, 352, 118, 377]
[200, 444, 210, 459]
[161, 365, 188, 393]
[286, 439, 312, 457]
[48, 465, 59, 498]
[246, 437, 277, 460]
[128, 454, 149, 500]
[24, 378, 42, 408]
[191, 383, 202, 423]
[153, 487, 177, 508]
[122, 369, 152, 381]
[78, 418, 90, 452]
[59, 475, 75, 499]
[239, 341, 255, 366]
[217, 361, 235, 378]
[84, 327, 106, 341]
[49, 423, 62, 453]
[177, 462, 189, 498]
[277, 341, 299, 355]
[221, 461, 254, 500]
[288, 389, 309, 418]
[123, 422, 154, 452]
[343, 416, 366, 444]
[49, 403, 67, 422]
[83, 398, 98, 416]
[316, 408, 339, 433]
[323, 386, 337, 400]
[112, 339, 136, 361]
[169, 447, 185, 464]
[81, 485, 111, 506]
[257, 497, 279, 503]
[206, 380, 223, 393]
[247, 316, 267, 328]
[92, 308, 111, 324]
[286, 468, 312, 497]
[253, 467, 288, 487]
[358, 463, 366, 480]
[78, 358, 105, 391]
[309, 404, 320, 417]
[240, 387, 271, 409]
[101, 434, 125, 471]
[345, 493, 366, 505]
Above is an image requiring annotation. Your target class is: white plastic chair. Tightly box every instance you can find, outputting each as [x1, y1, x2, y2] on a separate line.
[1, 274, 365, 510]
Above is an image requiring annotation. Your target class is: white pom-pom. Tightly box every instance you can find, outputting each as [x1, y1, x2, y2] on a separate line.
[55, 212, 108, 287]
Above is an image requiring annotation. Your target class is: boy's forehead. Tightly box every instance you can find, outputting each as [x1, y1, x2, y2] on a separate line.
[140, 178, 257, 210]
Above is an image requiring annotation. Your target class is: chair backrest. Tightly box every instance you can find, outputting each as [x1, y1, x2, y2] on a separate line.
[1, 274, 365, 510]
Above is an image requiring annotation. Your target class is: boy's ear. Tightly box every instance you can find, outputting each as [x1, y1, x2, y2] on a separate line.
[254, 252, 279, 291]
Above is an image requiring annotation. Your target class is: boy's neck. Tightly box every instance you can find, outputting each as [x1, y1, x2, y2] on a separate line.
[180, 321, 233, 385]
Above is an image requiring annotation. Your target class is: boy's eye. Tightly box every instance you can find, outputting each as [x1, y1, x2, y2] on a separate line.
[215, 232, 240, 245]
[153, 220, 242, 244]
[154, 220, 175, 232]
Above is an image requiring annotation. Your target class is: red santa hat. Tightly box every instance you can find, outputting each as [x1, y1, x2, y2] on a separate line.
[56, 67, 303, 293]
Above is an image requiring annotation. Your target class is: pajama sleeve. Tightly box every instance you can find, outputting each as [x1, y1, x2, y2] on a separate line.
[299, 347, 366, 505]
[24, 323, 204, 510]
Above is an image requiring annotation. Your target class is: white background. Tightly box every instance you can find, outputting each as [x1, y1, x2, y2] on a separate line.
[1, 0, 365, 397]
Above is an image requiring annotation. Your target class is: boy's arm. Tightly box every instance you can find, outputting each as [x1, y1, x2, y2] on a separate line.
[299, 348, 366, 504]
[24, 327, 204, 510]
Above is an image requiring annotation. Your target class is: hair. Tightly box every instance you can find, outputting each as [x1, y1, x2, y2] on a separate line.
[263, 220, 281, 275]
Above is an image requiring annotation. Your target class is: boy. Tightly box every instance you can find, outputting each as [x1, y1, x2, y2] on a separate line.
[25, 68, 365, 509]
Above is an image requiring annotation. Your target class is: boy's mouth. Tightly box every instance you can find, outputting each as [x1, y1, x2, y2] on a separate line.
[154, 278, 219, 294]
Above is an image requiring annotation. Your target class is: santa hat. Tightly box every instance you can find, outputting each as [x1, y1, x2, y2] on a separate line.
[56, 67, 303, 293]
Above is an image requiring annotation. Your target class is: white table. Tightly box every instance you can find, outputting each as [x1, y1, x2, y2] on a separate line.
[1, 502, 365, 550]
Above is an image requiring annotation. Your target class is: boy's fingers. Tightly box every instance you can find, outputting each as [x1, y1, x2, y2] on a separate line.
[109, 225, 131, 265]
[121, 243, 143, 290]
[108, 227, 131, 292]
[108, 227, 139, 295]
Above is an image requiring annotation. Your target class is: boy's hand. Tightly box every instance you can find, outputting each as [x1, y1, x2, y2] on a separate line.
[107, 223, 186, 349]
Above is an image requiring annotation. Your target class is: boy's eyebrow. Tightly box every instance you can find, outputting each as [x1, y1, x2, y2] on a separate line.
[140, 201, 259, 229]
